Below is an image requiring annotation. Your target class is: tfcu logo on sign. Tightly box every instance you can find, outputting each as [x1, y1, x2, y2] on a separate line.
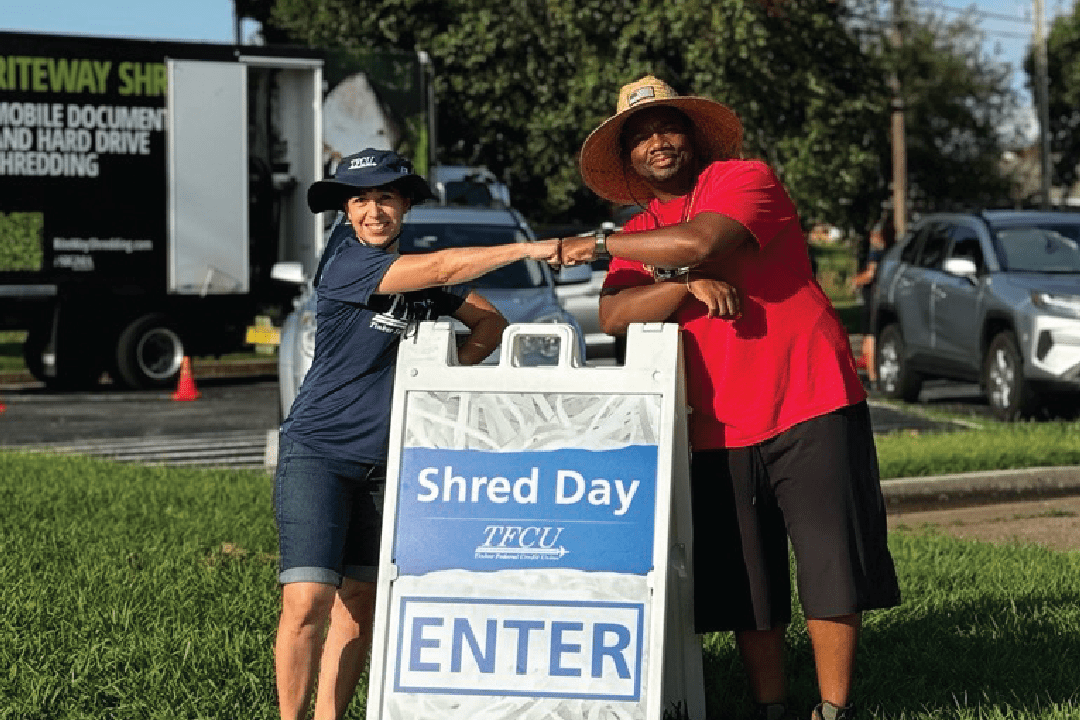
[393, 597, 644, 701]
[476, 525, 566, 560]
[394, 446, 658, 575]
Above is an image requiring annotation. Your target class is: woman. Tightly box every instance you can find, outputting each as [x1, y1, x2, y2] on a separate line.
[273, 148, 559, 720]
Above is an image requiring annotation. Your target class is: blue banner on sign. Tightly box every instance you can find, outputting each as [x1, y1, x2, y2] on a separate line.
[394, 446, 658, 575]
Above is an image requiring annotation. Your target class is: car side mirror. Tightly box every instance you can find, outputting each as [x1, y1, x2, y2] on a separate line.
[271, 261, 307, 284]
[943, 257, 978, 279]
[556, 264, 592, 285]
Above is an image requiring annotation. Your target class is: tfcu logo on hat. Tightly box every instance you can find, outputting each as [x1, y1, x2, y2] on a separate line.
[350, 156, 378, 170]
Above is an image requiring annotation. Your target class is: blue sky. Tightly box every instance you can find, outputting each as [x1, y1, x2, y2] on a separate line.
[3, 0, 1066, 111]
[3, 0, 243, 44]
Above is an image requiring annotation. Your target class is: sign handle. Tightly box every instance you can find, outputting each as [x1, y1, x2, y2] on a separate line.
[497, 322, 584, 368]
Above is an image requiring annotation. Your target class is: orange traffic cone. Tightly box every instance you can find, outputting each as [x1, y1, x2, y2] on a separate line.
[171, 356, 200, 401]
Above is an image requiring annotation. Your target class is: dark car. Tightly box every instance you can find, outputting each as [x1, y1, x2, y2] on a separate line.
[871, 210, 1080, 419]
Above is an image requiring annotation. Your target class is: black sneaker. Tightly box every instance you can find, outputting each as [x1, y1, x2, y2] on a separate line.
[812, 702, 856, 720]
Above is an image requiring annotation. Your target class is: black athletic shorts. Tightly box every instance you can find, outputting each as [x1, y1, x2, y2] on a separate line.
[690, 401, 901, 632]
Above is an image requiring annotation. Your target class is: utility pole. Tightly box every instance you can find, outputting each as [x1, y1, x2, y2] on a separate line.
[233, 0, 242, 45]
[890, 0, 908, 236]
[1033, 0, 1053, 207]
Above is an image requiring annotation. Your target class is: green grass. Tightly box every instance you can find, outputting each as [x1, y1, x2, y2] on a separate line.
[0, 331, 25, 373]
[0, 454, 282, 719]
[703, 533, 1080, 719]
[876, 419, 1080, 479]
[2, 452, 1079, 719]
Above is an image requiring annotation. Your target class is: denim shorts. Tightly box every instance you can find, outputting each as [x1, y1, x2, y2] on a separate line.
[274, 433, 386, 586]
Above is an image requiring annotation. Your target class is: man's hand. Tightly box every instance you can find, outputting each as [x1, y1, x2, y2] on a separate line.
[686, 275, 741, 319]
[530, 237, 562, 266]
[560, 235, 598, 266]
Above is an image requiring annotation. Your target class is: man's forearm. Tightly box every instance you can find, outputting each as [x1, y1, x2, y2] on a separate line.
[605, 226, 709, 269]
[562, 212, 753, 270]
[599, 280, 689, 335]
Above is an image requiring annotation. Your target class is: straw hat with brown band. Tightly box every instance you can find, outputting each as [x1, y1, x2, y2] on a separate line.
[578, 75, 744, 207]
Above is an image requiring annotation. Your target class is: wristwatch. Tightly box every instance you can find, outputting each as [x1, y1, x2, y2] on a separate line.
[593, 227, 612, 259]
[651, 265, 693, 281]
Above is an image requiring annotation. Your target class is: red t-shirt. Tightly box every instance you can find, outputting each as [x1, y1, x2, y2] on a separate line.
[605, 159, 865, 449]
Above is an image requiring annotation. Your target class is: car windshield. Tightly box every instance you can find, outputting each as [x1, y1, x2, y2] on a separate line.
[994, 223, 1080, 273]
[398, 222, 546, 289]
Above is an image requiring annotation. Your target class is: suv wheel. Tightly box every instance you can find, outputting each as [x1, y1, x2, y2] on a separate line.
[984, 330, 1034, 421]
[877, 324, 922, 402]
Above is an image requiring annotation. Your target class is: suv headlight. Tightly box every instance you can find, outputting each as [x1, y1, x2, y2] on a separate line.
[1031, 291, 1080, 319]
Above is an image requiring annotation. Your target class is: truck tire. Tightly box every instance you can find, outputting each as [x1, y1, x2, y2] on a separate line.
[24, 328, 103, 389]
[877, 324, 922, 402]
[115, 314, 186, 389]
[22, 330, 48, 383]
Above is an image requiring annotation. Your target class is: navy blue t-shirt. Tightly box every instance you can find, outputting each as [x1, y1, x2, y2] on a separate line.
[282, 228, 468, 464]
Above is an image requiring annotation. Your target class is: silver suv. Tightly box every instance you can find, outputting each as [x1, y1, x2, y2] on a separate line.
[871, 210, 1080, 419]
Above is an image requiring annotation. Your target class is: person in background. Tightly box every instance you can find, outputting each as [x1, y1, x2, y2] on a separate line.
[850, 213, 895, 388]
[273, 148, 561, 720]
[559, 76, 901, 720]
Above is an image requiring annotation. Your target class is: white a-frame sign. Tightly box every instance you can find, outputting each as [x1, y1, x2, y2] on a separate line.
[367, 322, 705, 720]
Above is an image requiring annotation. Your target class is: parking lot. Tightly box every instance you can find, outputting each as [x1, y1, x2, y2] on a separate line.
[1, 361, 970, 462]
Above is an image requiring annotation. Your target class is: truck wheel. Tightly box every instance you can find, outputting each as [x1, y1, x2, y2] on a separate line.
[877, 324, 922, 402]
[23, 329, 102, 389]
[984, 330, 1035, 421]
[115, 314, 186, 389]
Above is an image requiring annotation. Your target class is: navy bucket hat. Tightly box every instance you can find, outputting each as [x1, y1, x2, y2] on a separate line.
[306, 148, 435, 212]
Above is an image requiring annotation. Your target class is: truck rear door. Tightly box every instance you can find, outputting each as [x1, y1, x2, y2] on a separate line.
[166, 60, 249, 294]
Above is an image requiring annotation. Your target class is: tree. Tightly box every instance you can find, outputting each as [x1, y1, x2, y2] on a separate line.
[246, 0, 1014, 228]
[848, 1, 1019, 215]
[1029, 4, 1080, 192]
[253, 0, 891, 230]
[896, 7, 1017, 212]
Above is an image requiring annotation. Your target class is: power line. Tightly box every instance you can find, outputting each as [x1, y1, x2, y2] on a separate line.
[912, 0, 1033, 25]
[845, 8, 1033, 39]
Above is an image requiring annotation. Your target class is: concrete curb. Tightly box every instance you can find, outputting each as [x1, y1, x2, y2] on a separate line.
[882, 465, 1080, 511]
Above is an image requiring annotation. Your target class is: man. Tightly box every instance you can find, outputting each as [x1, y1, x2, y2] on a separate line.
[560, 76, 901, 720]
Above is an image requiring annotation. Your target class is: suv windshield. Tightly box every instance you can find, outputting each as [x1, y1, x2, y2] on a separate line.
[397, 223, 546, 289]
[993, 222, 1080, 273]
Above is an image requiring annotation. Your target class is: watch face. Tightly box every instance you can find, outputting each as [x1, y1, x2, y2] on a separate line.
[594, 230, 609, 256]
[651, 266, 692, 281]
